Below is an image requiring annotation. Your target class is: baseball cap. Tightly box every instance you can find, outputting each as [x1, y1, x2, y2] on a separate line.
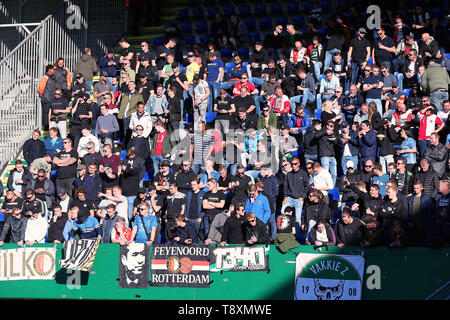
[162, 160, 171, 167]
[106, 48, 114, 53]
[346, 160, 354, 169]
[358, 27, 367, 34]
[171, 62, 179, 69]
[101, 71, 108, 77]
[138, 187, 147, 194]
[341, 122, 349, 128]
[187, 51, 194, 57]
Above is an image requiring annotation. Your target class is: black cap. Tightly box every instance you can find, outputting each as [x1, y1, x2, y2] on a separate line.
[171, 62, 179, 69]
[148, 185, 156, 191]
[162, 160, 171, 167]
[106, 48, 114, 53]
[101, 71, 108, 77]
[138, 187, 147, 194]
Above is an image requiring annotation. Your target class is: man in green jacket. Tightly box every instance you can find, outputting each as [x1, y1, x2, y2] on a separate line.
[421, 59, 450, 112]
[151, 120, 176, 175]
[118, 81, 144, 147]
[257, 105, 278, 130]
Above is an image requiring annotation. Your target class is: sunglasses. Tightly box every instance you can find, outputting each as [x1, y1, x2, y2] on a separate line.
[292, 162, 300, 166]
[364, 69, 371, 72]
[37, 175, 45, 178]
[306, 166, 313, 170]
[263, 109, 269, 112]
[55, 93, 62, 96]
[248, 219, 256, 222]
[241, 77, 247, 79]
[365, 165, 373, 168]
[86, 147, 93, 150]
[136, 128, 143, 131]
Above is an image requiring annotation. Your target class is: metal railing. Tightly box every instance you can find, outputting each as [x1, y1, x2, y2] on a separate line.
[0, 0, 125, 172]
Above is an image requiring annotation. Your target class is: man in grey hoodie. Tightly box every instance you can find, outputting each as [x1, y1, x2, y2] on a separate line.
[73, 48, 98, 89]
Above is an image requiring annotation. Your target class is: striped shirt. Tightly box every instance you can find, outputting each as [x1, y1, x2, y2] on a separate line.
[191, 132, 214, 164]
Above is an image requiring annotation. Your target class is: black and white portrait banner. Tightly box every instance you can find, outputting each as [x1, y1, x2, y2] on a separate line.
[119, 243, 150, 288]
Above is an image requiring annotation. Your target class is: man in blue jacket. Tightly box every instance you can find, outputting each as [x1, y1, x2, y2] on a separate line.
[288, 105, 311, 141]
[98, 49, 120, 82]
[220, 55, 246, 90]
[245, 184, 271, 225]
[357, 120, 377, 169]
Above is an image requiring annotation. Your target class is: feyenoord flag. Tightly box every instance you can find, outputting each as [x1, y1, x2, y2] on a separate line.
[0, 247, 56, 281]
[151, 244, 210, 288]
[210, 245, 270, 272]
[60, 239, 101, 272]
[295, 253, 365, 300]
[119, 243, 150, 289]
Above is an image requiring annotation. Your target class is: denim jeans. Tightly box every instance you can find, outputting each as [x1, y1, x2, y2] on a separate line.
[152, 155, 166, 177]
[418, 139, 430, 157]
[281, 197, 304, 224]
[321, 156, 337, 187]
[366, 98, 383, 116]
[222, 159, 238, 175]
[249, 77, 266, 87]
[341, 155, 359, 175]
[306, 219, 317, 242]
[313, 61, 323, 80]
[430, 90, 448, 112]
[126, 195, 137, 222]
[396, 73, 404, 92]
[254, 95, 266, 114]
[290, 90, 315, 113]
[392, 57, 406, 73]
[350, 61, 361, 84]
[317, 93, 335, 109]
[268, 212, 276, 240]
[304, 154, 318, 163]
[246, 170, 261, 181]
[207, 81, 221, 112]
[188, 218, 201, 243]
[324, 49, 341, 70]
[220, 80, 238, 90]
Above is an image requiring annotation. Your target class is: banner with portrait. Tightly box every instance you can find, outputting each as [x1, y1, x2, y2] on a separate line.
[60, 239, 100, 272]
[151, 244, 210, 288]
[295, 253, 365, 300]
[210, 245, 270, 272]
[0, 247, 56, 281]
[119, 243, 150, 288]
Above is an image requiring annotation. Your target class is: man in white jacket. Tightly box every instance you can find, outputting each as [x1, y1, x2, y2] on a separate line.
[77, 126, 101, 158]
[25, 211, 48, 245]
[129, 102, 152, 139]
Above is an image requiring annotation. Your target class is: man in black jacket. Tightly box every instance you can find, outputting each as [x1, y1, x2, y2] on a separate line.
[23, 130, 46, 166]
[243, 212, 270, 245]
[47, 205, 67, 243]
[175, 161, 197, 195]
[414, 158, 440, 199]
[0, 208, 27, 246]
[303, 120, 322, 164]
[220, 203, 245, 245]
[7, 160, 32, 199]
[335, 208, 368, 248]
[282, 157, 310, 226]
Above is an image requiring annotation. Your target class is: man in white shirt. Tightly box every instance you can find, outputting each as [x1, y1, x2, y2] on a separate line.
[312, 161, 334, 202]
[317, 69, 340, 109]
[77, 127, 100, 158]
[25, 211, 48, 245]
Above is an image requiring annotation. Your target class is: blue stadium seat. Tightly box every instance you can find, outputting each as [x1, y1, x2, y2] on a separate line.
[239, 5, 252, 16]
[199, 34, 211, 44]
[242, 61, 248, 70]
[303, 1, 314, 12]
[276, 16, 289, 27]
[271, 3, 284, 15]
[328, 188, 340, 201]
[292, 15, 305, 27]
[317, 28, 327, 37]
[196, 20, 209, 32]
[367, 56, 373, 66]
[189, 0, 201, 6]
[287, 2, 300, 14]
[223, 6, 236, 16]
[403, 88, 412, 97]
[192, 7, 205, 19]
[121, 150, 127, 160]
[238, 47, 250, 58]
[185, 113, 194, 124]
[314, 108, 322, 119]
[205, 112, 217, 123]
[208, 7, 220, 16]
[249, 31, 262, 43]
[177, 8, 189, 20]
[180, 21, 193, 33]
[221, 47, 233, 58]
[244, 17, 257, 30]
[184, 35, 196, 45]
[431, 7, 445, 18]
[254, 3, 267, 16]
[152, 36, 164, 47]
[225, 62, 235, 73]
[259, 17, 272, 29]
[321, 0, 332, 11]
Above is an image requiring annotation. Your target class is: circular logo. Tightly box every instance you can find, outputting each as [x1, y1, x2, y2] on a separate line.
[277, 215, 290, 230]
[33, 251, 55, 276]
[166, 256, 181, 274]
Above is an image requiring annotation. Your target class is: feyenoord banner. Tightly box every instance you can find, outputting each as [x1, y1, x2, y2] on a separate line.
[210, 245, 270, 272]
[151, 244, 210, 288]
[60, 239, 101, 272]
[0, 247, 56, 281]
[295, 253, 365, 300]
[119, 243, 150, 289]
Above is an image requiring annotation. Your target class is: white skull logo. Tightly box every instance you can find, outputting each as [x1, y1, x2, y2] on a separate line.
[314, 279, 344, 300]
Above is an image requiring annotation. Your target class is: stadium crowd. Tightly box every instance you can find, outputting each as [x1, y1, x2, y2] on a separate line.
[0, 2, 449, 251]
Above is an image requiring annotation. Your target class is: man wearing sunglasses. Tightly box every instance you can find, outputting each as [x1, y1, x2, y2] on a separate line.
[0, 208, 27, 247]
[53, 138, 78, 197]
[49, 88, 70, 139]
